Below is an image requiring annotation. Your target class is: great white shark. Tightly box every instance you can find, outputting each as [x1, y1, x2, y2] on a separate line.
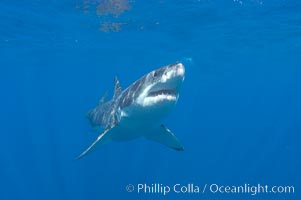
[77, 63, 185, 159]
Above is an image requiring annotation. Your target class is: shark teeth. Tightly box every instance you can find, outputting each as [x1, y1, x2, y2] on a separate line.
[143, 93, 178, 106]
[148, 89, 177, 97]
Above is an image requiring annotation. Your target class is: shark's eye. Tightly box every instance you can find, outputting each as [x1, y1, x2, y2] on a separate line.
[153, 71, 158, 77]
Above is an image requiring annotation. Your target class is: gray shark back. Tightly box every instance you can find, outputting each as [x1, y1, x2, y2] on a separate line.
[86, 101, 117, 128]
[86, 77, 124, 128]
[116, 79, 144, 109]
[86, 83, 141, 128]
[115, 67, 164, 108]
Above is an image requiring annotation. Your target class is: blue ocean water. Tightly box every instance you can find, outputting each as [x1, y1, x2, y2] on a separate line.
[0, 0, 300, 199]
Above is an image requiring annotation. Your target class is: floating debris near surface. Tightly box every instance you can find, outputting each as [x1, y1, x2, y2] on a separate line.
[99, 21, 123, 32]
[96, 0, 131, 17]
[76, 0, 132, 32]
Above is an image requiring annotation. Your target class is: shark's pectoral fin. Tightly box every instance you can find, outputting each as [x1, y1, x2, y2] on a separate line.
[145, 124, 184, 151]
[76, 126, 115, 160]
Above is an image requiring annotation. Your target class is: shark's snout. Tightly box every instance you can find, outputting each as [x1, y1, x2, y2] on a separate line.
[175, 63, 185, 77]
[138, 63, 185, 107]
[161, 63, 185, 84]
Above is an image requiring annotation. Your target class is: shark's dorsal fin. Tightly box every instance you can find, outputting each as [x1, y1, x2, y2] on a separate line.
[98, 91, 108, 105]
[113, 76, 122, 99]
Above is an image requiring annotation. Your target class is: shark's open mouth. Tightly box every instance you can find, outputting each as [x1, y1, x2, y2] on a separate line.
[148, 89, 177, 97]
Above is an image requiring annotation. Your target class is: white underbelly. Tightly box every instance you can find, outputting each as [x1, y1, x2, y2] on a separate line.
[110, 103, 175, 141]
[109, 125, 143, 141]
[110, 116, 158, 141]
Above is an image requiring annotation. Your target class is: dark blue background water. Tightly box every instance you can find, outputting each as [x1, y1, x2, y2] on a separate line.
[0, 0, 300, 199]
